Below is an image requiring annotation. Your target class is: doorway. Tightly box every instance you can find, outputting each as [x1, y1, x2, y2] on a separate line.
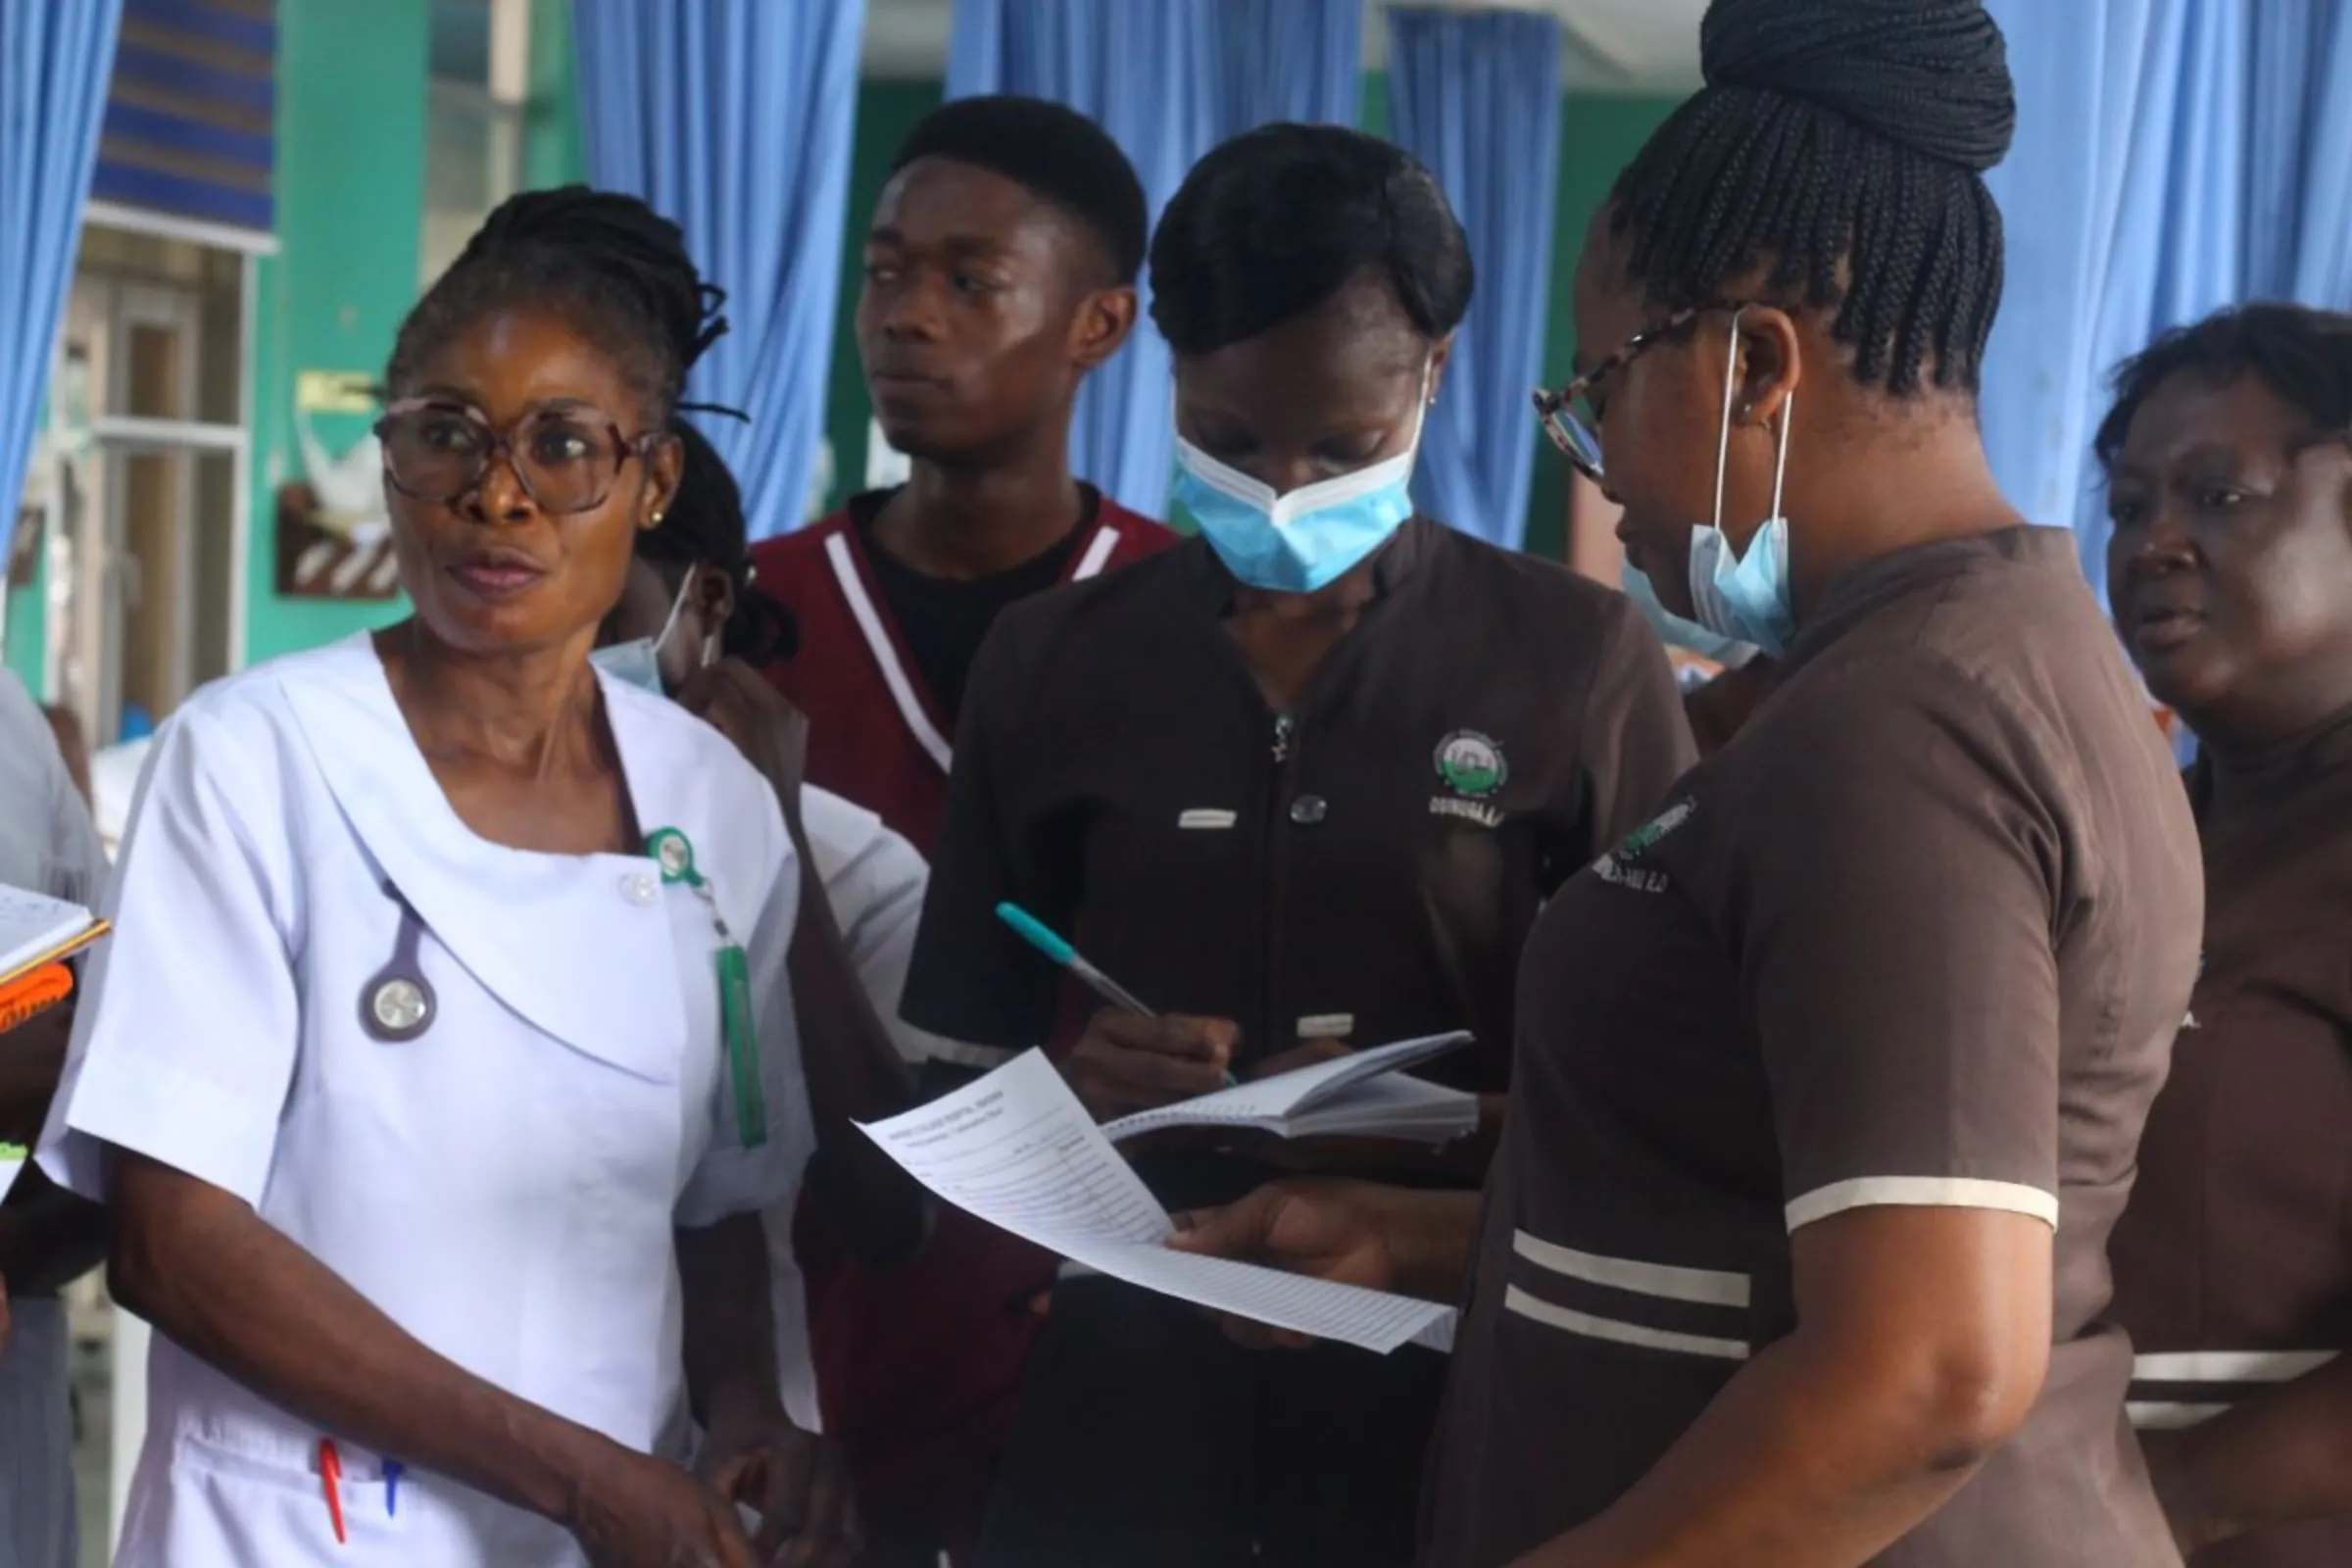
[51, 232, 248, 744]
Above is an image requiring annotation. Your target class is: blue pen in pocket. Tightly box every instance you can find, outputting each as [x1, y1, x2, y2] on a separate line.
[382, 1459, 403, 1518]
[994, 903, 1238, 1087]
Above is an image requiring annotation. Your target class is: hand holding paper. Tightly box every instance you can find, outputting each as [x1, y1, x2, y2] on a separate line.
[857, 1052, 1456, 1354]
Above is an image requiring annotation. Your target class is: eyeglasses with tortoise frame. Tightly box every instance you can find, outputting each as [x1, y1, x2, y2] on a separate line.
[1532, 300, 1755, 483]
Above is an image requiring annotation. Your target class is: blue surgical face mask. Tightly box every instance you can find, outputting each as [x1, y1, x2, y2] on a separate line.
[591, 567, 698, 695]
[1620, 560, 1758, 668]
[1684, 311, 1796, 657]
[1172, 364, 1430, 594]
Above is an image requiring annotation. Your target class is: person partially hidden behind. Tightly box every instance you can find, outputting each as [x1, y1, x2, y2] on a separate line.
[748, 94, 1173, 1564]
[1177, 2, 2203, 1564]
[0, 670, 108, 1568]
[2101, 304, 2352, 1566]
[597, 417, 944, 1439]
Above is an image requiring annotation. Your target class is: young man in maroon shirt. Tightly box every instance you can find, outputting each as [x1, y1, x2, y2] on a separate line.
[750, 95, 1172, 1564]
[754, 95, 1171, 858]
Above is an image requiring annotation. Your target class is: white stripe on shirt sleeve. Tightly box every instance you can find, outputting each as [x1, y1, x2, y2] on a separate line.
[1785, 1176, 2059, 1233]
[1512, 1231, 1751, 1307]
[2132, 1349, 2337, 1384]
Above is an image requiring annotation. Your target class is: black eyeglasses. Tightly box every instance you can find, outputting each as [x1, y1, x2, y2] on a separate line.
[374, 399, 666, 514]
[1532, 300, 1752, 483]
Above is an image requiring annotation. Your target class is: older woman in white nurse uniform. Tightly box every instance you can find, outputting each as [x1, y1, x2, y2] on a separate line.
[39, 190, 840, 1568]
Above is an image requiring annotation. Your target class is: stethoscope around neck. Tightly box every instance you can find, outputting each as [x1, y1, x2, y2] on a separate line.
[360, 881, 436, 1043]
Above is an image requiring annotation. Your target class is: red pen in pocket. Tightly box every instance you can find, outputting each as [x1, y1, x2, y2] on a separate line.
[318, 1439, 347, 1544]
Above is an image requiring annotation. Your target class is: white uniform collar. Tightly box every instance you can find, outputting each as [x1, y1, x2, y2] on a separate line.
[273, 636, 710, 1081]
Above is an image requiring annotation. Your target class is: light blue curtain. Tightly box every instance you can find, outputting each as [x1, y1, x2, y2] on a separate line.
[574, 0, 863, 541]
[0, 0, 121, 564]
[945, 0, 1364, 517]
[1210, 0, 1362, 135]
[2242, 0, 2352, 303]
[1982, 0, 2352, 606]
[1387, 8, 1563, 551]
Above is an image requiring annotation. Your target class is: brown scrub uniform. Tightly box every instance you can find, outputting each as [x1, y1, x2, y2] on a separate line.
[1424, 526, 2204, 1568]
[2108, 717, 2352, 1567]
[901, 516, 1697, 1567]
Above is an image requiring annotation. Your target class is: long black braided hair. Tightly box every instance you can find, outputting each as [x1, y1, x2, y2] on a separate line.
[386, 186, 728, 422]
[1608, 0, 2015, 397]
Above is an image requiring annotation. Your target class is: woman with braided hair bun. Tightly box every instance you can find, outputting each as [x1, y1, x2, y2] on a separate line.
[36, 188, 853, 1567]
[1171, 2, 2204, 1563]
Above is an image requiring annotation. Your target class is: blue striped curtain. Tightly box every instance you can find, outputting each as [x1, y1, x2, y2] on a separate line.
[575, 0, 865, 541]
[1210, 0, 1361, 135]
[946, 0, 1365, 519]
[1, 0, 124, 564]
[1387, 8, 1563, 551]
[95, 0, 273, 231]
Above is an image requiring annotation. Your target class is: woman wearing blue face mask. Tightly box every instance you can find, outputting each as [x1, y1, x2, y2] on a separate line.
[896, 122, 1696, 1568]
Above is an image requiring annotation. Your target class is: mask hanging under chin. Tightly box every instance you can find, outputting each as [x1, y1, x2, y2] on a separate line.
[1170, 362, 1432, 594]
[591, 567, 704, 695]
[1681, 309, 1798, 659]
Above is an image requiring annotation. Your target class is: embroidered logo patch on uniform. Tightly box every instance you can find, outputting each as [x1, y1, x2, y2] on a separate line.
[1592, 799, 1693, 894]
[1434, 731, 1507, 798]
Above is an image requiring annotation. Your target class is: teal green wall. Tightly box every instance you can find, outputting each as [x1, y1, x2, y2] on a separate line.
[524, 0, 585, 189]
[243, 0, 431, 664]
[4, 559, 43, 692]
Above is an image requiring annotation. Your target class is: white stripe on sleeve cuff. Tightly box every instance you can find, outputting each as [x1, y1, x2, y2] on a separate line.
[1785, 1176, 2059, 1233]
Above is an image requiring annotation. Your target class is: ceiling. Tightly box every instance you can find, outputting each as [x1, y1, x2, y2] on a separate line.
[859, 0, 1709, 94]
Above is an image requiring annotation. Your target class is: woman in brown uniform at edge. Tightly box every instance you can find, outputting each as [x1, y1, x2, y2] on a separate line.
[2100, 304, 2352, 1564]
[1173, 2, 2205, 1564]
[899, 124, 1695, 1567]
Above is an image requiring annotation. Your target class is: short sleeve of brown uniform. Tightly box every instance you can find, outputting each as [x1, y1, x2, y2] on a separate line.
[1739, 654, 2069, 1230]
[1577, 596, 1695, 856]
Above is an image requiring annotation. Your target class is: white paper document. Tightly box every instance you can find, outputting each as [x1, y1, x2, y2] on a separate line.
[858, 1051, 1457, 1354]
[0, 1147, 25, 1203]
[1101, 1030, 1477, 1144]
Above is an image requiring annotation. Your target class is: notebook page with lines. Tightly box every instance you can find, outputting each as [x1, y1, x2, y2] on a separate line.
[858, 1050, 1455, 1354]
[1099, 1030, 1476, 1143]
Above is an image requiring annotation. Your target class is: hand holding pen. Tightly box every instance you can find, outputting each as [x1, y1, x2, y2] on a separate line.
[995, 904, 1241, 1121]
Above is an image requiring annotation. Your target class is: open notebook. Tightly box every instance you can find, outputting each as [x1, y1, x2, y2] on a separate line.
[1102, 1030, 1478, 1145]
[858, 1051, 1457, 1354]
[0, 884, 105, 989]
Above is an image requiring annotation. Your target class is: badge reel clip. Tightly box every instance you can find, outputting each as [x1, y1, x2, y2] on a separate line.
[361, 882, 435, 1043]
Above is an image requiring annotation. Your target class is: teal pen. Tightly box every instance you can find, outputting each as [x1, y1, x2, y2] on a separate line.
[994, 903, 1238, 1086]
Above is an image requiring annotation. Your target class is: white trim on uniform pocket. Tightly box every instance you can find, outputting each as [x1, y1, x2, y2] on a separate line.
[915, 1039, 1016, 1072]
[2132, 1349, 2337, 1384]
[1502, 1285, 1749, 1361]
[1784, 1176, 2060, 1233]
[1512, 1231, 1750, 1308]
[2127, 1402, 2230, 1430]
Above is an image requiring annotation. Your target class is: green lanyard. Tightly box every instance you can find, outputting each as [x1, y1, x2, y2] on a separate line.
[646, 827, 767, 1149]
